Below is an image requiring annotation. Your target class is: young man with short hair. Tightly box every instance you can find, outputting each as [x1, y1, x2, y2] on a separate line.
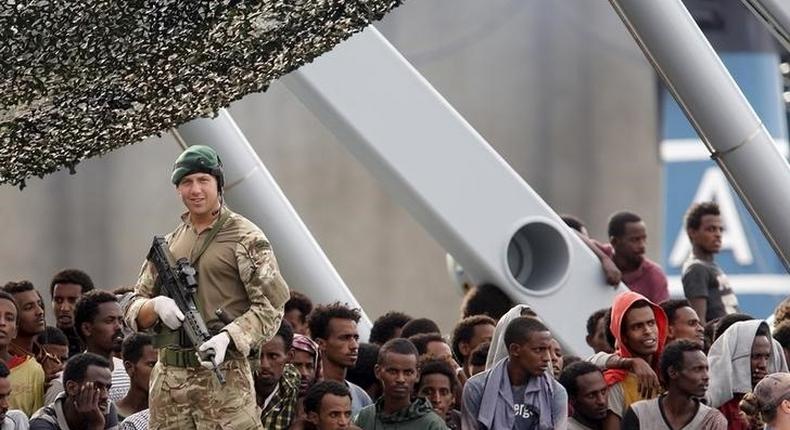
[38, 327, 69, 383]
[354, 339, 446, 429]
[417, 358, 461, 429]
[30, 353, 118, 430]
[682, 202, 739, 323]
[603, 292, 668, 430]
[50, 270, 95, 358]
[460, 284, 513, 320]
[549, 338, 564, 377]
[301, 380, 354, 430]
[0, 287, 45, 418]
[3, 282, 46, 360]
[586, 309, 614, 354]
[257, 321, 300, 429]
[408, 333, 453, 361]
[369, 312, 412, 346]
[559, 361, 608, 430]
[400, 318, 440, 339]
[309, 303, 372, 415]
[284, 291, 313, 336]
[346, 343, 381, 403]
[622, 340, 726, 429]
[74, 291, 129, 402]
[660, 299, 705, 348]
[115, 333, 157, 422]
[40, 327, 70, 407]
[606, 211, 669, 304]
[451, 315, 495, 377]
[463, 317, 568, 430]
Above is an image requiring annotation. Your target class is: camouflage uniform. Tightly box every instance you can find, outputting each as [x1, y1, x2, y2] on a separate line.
[125, 206, 289, 430]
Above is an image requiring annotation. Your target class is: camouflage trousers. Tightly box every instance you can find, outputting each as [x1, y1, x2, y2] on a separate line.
[149, 358, 263, 430]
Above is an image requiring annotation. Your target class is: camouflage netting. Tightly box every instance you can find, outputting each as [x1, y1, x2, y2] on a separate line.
[0, 0, 403, 188]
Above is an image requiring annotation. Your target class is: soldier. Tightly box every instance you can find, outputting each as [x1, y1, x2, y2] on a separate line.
[123, 145, 290, 430]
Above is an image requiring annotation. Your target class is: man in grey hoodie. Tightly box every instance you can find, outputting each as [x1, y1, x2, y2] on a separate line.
[354, 339, 447, 430]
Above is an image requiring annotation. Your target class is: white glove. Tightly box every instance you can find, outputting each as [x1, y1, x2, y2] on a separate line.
[198, 332, 230, 370]
[151, 296, 184, 330]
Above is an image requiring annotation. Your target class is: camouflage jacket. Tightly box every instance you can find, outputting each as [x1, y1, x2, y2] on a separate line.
[124, 206, 289, 356]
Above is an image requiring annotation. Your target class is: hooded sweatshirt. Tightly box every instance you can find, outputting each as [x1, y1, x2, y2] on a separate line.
[485, 305, 535, 369]
[707, 320, 789, 408]
[474, 304, 567, 429]
[603, 291, 668, 416]
[354, 397, 448, 430]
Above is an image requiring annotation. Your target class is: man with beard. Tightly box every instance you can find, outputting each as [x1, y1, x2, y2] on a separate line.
[257, 321, 300, 429]
[622, 340, 727, 429]
[605, 212, 668, 304]
[602, 292, 668, 430]
[49, 270, 95, 358]
[308, 303, 372, 415]
[1, 283, 46, 417]
[30, 353, 118, 430]
[559, 362, 608, 430]
[74, 291, 129, 402]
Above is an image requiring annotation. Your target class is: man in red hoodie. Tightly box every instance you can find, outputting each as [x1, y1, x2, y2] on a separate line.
[603, 291, 668, 430]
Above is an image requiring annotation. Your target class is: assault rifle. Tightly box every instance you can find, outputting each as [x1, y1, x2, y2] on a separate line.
[147, 236, 225, 384]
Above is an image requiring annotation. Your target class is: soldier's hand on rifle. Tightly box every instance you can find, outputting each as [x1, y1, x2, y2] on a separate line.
[198, 331, 230, 370]
[151, 296, 185, 329]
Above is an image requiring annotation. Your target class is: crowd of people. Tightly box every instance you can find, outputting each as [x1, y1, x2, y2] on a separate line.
[1, 145, 789, 430]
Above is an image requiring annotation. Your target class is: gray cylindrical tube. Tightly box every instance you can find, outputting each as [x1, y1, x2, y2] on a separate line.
[610, 0, 790, 270]
[741, 0, 790, 51]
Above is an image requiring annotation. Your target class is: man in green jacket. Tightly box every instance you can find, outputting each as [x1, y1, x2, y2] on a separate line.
[354, 338, 447, 430]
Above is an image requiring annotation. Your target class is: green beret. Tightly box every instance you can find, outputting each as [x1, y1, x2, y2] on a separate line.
[171, 145, 224, 187]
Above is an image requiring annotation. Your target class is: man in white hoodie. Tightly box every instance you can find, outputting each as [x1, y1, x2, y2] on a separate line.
[707, 320, 788, 426]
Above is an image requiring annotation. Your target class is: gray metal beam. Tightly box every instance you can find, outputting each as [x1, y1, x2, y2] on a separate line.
[741, 0, 790, 51]
[173, 110, 372, 339]
[610, 0, 790, 271]
[283, 27, 626, 355]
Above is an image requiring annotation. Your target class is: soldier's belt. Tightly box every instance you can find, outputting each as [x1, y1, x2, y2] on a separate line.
[159, 347, 202, 368]
[159, 347, 244, 368]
